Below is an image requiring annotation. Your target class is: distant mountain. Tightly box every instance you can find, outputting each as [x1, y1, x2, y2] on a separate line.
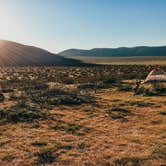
[59, 46, 166, 57]
[0, 40, 84, 66]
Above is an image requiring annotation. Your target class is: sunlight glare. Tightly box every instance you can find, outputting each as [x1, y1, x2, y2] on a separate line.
[0, 7, 19, 39]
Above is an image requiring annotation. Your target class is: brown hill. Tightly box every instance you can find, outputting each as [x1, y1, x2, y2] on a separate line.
[0, 40, 84, 66]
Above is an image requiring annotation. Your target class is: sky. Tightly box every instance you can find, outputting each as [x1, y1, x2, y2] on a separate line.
[0, 0, 166, 53]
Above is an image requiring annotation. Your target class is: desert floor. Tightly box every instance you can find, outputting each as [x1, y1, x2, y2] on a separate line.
[0, 87, 165, 166]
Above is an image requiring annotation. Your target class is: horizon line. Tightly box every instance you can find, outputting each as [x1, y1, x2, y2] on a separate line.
[1, 38, 166, 54]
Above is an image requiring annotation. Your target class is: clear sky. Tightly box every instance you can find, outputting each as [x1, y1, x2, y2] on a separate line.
[0, 0, 166, 53]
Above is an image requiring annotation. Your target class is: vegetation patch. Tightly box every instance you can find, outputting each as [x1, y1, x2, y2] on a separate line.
[106, 107, 132, 121]
[159, 111, 166, 115]
[54, 122, 90, 135]
[0, 94, 5, 102]
[35, 147, 56, 164]
[34, 142, 73, 164]
[82, 107, 98, 117]
[116, 84, 133, 92]
[31, 141, 47, 147]
[151, 143, 166, 159]
[13, 88, 96, 109]
[135, 83, 166, 96]
[0, 140, 10, 147]
[0, 102, 47, 123]
[2, 154, 16, 162]
[78, 82, 106, 90]
[125, 100, 155, 107]
[114, 157, 147, 166]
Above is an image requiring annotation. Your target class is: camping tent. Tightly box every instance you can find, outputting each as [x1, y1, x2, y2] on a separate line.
[144, 69, 166, 83]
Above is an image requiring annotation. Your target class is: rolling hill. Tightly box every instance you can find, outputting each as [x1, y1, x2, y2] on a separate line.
[59, 46, 166, 57]
[0, 40, 84, 66]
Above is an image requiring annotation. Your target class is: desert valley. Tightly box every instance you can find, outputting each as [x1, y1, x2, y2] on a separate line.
[0, 41, 166, 165]
[0, 0, 166, 165]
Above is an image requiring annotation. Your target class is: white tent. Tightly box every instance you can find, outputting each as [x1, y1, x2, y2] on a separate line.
[144, 69, 166, 83]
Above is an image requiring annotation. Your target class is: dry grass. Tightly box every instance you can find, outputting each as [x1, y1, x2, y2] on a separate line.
[0, 88, 166, 165]
[67, 56, 166, 65]
[0, 66, 166, 165]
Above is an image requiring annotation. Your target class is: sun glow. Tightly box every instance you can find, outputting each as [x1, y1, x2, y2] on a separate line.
[0, 8, 11, 30]
[0, 6, 20, 41]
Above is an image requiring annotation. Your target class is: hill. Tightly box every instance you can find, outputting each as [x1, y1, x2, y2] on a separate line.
[0, 40, 84, 66]
[59, 46, 166, 57]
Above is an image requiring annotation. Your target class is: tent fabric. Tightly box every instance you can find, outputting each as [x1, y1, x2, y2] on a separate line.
[144, 69, 166, 83]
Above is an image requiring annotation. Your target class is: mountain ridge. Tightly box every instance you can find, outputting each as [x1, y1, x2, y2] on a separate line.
[59, 46, 166, 57]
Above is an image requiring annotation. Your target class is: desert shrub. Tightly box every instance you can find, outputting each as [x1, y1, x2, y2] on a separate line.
[31, 141, 47, 147]
[116, 84, 133, 91]
[125, 100, 155, 107]
[2, 88, 14, 93]
[9, 88, 95, 110]
[0, 102, 47, 123]
[0, 109, 6, 119]
[82, 107, 96, 114]
[54, 122, 90, 135]
[5, 109, 46, 123]
[0, 94, 4, 102]
[78, 142, 86, 150]
[36, 147, 56, 164]
[20, 81, 49, 91]
[104, 76, 121, 84]
[31, 121, 40, 128]
[54, 123, 82, 135]
[35, 143, 73, 164]
[78, 82, 105, 90]
[135, 83, 166, 96]
[151, 143, 166, 159]
[153, 83, 166, 94]
[106, 107, 132, 120]
[2, 154, 16, 162]
[0, 140, 10, 147]
[25, 88, 95, 108]
[114, 157, 146, 166]
[62, 77, 74, 84]
[160, 111, 166, 115]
